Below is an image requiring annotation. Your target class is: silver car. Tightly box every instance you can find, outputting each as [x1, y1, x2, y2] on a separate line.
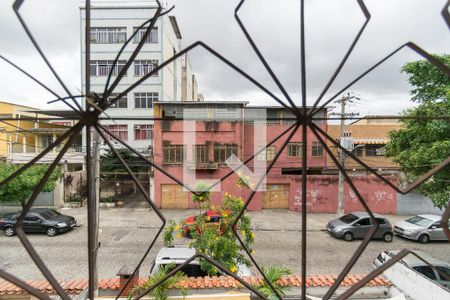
[393, 214, 449, 243]
[326, 212, 393, 242]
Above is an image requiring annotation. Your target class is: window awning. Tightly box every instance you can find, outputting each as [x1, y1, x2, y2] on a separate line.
[352, 137, 389, 145]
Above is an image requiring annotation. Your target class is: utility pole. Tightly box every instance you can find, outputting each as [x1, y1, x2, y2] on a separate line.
[330, 93, 359, 217]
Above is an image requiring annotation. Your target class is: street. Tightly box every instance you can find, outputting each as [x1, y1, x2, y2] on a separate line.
[0, 208, 449, 282]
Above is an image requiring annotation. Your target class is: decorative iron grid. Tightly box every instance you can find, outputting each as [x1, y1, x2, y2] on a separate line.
[0, 0, 448, 299]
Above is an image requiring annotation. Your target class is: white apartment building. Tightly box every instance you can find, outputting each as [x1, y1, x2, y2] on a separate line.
[80, 2, 199, 154]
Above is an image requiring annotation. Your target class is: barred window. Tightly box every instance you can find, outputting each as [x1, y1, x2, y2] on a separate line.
[287, 142, 302, 157]
[366, 144, 385, 156]
[133, 27, 158, 43]
[89, 60, 126, 77]
[105, 125, 128, 141]
[134, 124, 153, 140]
[194, 145, 208, 163]
[163, 145, 185, 163]
[311, 141, 324, 157]
[214, 144, 238, 163]
[134, 60, 158, 76]
[90, 27, 126, 44]
[256, 146, 275, 161]
[134, 92, 158, 109]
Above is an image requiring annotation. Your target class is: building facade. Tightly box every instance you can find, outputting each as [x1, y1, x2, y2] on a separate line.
[0, 101, 83, 168]
[80, 3, 199, 154]
[153, 101, 333, 211]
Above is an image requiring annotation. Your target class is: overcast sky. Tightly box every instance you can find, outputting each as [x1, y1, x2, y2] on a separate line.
[0, 0, 448, 118]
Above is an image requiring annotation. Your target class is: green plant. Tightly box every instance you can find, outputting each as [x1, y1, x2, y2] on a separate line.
[258, 266, 292, 300]
[386, 54, 450, 208]
[165, 183, 255, 276]
[128, 263, 186, 300]
[68, 195, 82, 203]
[0, 163, 60, 207]
[100, 196, 115, 203]
[191, 181, 211, 214]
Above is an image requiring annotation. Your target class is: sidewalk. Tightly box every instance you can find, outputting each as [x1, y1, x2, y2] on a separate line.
[59, 207, 413, 231]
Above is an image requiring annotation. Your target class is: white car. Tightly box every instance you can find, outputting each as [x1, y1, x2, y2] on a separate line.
[373, 250, 450, 289]
[150, 246, 252, 277]
[393, 214, 449, 243]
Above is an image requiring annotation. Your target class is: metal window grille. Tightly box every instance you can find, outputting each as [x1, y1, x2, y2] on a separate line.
[133, 27, 158, 43]
[134, 60, 159, 76]
[134, 92, 158, 108]
[90, 27, 127, 44]
[287, 142, 302, 157]
[163, 145, 185, 163]
[214, 144, 238, 163]
[194, 144, 208, 163]
[105, 125, 128, 141]
[366, 144, 385, 156]
[107, 93, 127, 108]
[311, 141, 324, 157]
[89, 60, 126, 77]
[134, 124, 153, 140]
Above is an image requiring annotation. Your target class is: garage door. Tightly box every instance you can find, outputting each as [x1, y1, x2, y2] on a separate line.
[262, 184, 289, 209]
[161, 184, 189, 209]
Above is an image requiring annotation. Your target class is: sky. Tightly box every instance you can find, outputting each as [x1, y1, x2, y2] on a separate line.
[0, 0, 448, 118]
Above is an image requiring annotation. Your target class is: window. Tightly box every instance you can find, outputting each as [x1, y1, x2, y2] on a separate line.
[103, 93, 127, 108]
[257, 146, 275, 161]
[24, 215, 39, 222]
[163, 145, 185, 163]
[430, 222, 441, 229]
[214, 144, 238, 163]
[375, 218, 386, 225]
[90, 27, 126, 44]
[287, 142, 302, 157]
[90, 60, 126, 77]
[105, 125, 128, 141]
[194, 145, 208, 163]
[413, 266, 437, 280]
[134, 92, 158, 108]
[436, 266, 450, 279]
[134, 60, 158, 76]
[133, 27, 158, 43]
[355, 218, 371, 226]
[41, 135, 53, 148]
[354, 144, 363, 157]
[311, 141, 324, 157]
[134, 124, 153, 140]
[366, 144, 385, 156]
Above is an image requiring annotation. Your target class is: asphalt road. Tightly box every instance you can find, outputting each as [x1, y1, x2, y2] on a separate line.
[0, 224, 449, 281]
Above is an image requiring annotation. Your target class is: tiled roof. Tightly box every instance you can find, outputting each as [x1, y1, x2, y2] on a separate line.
[0, 275, 390, 295]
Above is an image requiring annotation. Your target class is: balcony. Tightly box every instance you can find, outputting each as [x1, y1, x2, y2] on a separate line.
[7, 147, 85, 164]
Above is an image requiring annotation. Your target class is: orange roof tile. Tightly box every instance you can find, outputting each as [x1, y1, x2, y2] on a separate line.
[0, 274, 391, 295]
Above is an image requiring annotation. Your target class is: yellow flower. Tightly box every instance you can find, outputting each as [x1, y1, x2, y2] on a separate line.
[250, 231, 255, 239]
[221, 211, 228, 218]
[175, 224, 180, 230]
[225, 192, 229, 197]
[251, 250, 255, 255]
[176, 233, 182, 238]
[230, 265, 237, 273]
[241, 230, 246, 236]
[206, 216, 211, 221]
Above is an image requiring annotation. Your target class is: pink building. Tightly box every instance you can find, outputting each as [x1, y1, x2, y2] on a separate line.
[153, 101, 341, 211]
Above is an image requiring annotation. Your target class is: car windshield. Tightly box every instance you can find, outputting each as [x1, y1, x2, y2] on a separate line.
[405, 216, 433, 227]
[339, 214, 359, 224]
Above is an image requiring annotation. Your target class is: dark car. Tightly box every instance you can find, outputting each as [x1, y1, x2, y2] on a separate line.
[182, 210, 230, 238]
[0, 208, 76, 237]
[326, 212, 393, 242]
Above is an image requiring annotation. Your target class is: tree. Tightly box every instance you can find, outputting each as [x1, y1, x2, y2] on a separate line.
[258, 266, 292, 300]
[100, 148, 149, 179]
[386, 54, 450, 208]
[0, 163, 60, 207]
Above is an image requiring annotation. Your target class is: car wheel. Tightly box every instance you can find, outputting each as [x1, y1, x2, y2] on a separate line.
[418, 234, 430, 244]
[46, 227, 58, 237]
[383, 233, 393, 243]
[4, 227, 15, 237]
[343, 232, 353, 242]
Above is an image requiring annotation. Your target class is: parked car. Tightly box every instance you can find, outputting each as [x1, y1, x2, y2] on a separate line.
[0, 208, 76, 237]
[393, 214, 449, 243]
[150, 246, 252, 277]
[373, 250, 450, 289]
[182, 210, 231, 238]
[326, 212, 393, 242]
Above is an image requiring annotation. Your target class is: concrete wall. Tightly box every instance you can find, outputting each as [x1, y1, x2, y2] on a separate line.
[383, 259, 450, 300]
[396, 192, 443, 215]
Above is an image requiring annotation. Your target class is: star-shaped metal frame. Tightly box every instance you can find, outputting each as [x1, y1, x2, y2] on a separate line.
[0, 0, 449, 300]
